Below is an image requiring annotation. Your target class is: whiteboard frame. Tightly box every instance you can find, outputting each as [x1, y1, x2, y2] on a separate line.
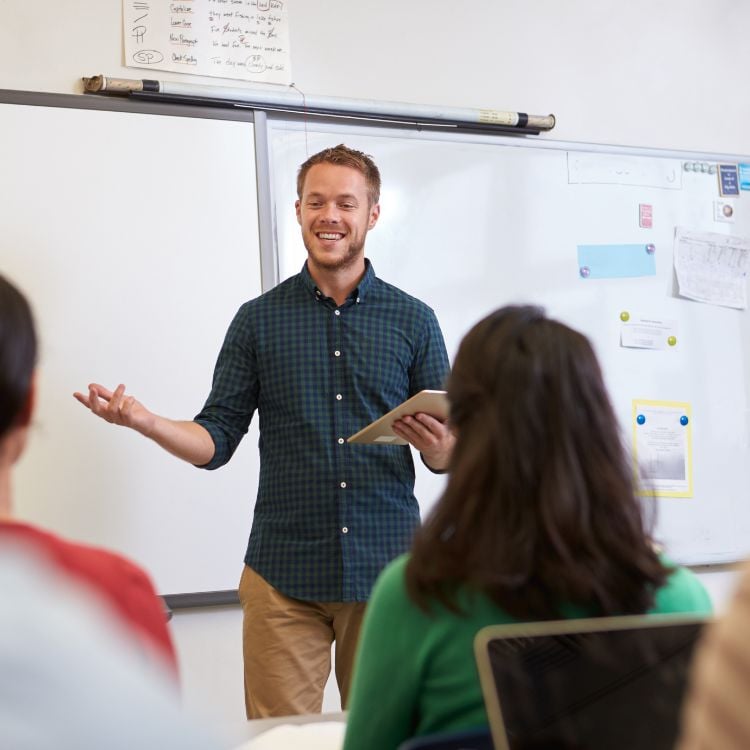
[3, 89, 750, 603]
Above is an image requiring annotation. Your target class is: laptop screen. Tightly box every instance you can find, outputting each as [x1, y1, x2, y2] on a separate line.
[475, 615, 708, 750]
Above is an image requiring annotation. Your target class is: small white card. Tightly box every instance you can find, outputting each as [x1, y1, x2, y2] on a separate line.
[620, 315, 678, 350]
[714, 199, 736, 223]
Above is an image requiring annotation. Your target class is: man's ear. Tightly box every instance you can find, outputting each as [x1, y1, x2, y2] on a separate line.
[295, 199, 302, 225]
[368, 202, 381, 229]
[16, 373, 36, 428]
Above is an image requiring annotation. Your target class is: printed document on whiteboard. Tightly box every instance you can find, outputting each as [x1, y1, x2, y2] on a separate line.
[673, 227, 750, 309]
[633, 399, 693, 498]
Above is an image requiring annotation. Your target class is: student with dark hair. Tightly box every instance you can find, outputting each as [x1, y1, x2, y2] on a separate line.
[0, 274, 177, 673]
[343, 305, 711, 750]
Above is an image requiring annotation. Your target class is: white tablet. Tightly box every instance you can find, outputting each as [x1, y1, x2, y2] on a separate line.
[347, 390, 449, 445]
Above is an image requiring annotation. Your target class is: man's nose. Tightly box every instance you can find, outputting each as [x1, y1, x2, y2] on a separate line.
[319, 203, 340, 222]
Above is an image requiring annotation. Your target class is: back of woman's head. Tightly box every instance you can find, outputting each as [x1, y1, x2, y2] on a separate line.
[0, 275, 37, 438]
[407, 305, 668, 618]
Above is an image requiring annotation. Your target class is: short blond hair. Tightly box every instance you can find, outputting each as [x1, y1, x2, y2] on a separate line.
[297, 144, 381, 206]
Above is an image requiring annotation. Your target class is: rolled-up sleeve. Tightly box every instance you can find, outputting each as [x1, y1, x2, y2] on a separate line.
[194, 302, 259, 470]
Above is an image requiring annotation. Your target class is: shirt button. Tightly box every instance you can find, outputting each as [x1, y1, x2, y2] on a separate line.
[336, 394, 342, 400]
[334, 350, 341, 357]
[338, 438, 344, 444]
[342, 527, 349, 534]
[334, 310, 341, 316]
[340, 482, 347, 488]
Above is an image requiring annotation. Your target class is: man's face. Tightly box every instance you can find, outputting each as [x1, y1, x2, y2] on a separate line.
[296, 163, 380, 274]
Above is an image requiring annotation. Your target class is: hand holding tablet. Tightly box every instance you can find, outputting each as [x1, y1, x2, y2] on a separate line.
[347, 390, 449, 445]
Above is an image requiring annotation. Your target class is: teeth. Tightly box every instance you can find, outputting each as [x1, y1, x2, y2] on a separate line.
[318, 233, 343, 240]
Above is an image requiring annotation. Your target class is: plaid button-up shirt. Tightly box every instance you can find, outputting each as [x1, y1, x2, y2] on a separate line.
[194, 260, 449, 601]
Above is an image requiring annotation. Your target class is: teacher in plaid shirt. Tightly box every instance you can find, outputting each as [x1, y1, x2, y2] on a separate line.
[75, 144, 454, 718]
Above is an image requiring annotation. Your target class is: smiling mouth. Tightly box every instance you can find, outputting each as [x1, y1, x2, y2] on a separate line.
[316, 232, 344, 241]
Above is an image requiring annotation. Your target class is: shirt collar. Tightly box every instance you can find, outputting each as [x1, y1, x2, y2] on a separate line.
[300, 258, 377, 304]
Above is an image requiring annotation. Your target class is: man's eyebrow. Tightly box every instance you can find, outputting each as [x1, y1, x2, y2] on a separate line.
[304, 191, 360, 201]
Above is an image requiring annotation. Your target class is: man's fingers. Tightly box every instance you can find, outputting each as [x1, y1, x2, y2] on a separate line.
[73, 392, 90, 408]
[120, 395, 136, 422]
[88, 386, 103, 416]
[89, 383, 116, 401]
[105, 384, 127, 423]
[79, 383, 128, 423]
[393, 416, 430, 447]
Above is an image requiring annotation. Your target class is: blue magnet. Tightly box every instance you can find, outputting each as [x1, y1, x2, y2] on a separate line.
[636, 414, 646, 425]
[579, 266, 591, 278]
[680, 415, 689, 426]
[645, 244, 656, 255]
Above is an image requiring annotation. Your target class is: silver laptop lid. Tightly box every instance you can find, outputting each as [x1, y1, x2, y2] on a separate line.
[474, 614, 709, 750]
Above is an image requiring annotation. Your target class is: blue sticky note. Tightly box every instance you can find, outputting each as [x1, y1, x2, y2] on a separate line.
[577, 244, 656, 279]
[739, 164, 750, 191]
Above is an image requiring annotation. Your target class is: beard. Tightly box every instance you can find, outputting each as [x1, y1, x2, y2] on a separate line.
[303, 234, 366, 273]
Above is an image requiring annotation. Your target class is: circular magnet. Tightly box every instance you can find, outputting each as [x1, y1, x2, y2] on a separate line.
[680, 415, 689, 426]
[646, 244, 656, 254]
[620, 311, 630, 322]
[667, 335, 677, 347]
[636, 414, 646, 425]
[579, 266, 591, 278]
[684, 162, 693, 172]
[708, 165, 717, 174]
[700, 162, 708, 173]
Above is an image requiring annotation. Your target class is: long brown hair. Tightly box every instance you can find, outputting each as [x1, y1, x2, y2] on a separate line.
[406, 305, 669, 619]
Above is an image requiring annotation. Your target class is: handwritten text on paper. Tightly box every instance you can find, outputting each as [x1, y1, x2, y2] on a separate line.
[124, 0, 291, 85]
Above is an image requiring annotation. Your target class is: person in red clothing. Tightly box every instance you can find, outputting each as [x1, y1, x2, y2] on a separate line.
[0, 273, 177, 673]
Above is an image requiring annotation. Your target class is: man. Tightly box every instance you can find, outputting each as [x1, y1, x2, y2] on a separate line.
[75, 144, 453, 717]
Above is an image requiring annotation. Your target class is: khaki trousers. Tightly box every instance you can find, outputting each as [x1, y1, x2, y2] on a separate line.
[238, 565, 367, 719]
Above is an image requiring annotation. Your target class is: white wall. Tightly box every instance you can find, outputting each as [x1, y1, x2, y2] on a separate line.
[1, 1, 749, 155]
[2, 0, 749, 735]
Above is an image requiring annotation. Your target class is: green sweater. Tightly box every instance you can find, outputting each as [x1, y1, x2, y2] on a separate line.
[343, 554, 712, 750]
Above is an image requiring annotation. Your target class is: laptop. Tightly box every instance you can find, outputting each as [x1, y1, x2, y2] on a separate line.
[474, 614, 709, 750]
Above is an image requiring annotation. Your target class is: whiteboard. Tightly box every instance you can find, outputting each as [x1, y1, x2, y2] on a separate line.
[2, 102, 262, 595]
[270, 120, 750, 566]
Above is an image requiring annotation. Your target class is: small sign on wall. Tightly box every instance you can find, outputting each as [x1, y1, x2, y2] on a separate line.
[718, 164, 740, 196]
[639, 203, 653, 228]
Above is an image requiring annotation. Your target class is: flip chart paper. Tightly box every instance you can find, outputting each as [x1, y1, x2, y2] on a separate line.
[123, 0, 292, 85]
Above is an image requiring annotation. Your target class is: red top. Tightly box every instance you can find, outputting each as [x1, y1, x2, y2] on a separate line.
[0, 521, 177, 673]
